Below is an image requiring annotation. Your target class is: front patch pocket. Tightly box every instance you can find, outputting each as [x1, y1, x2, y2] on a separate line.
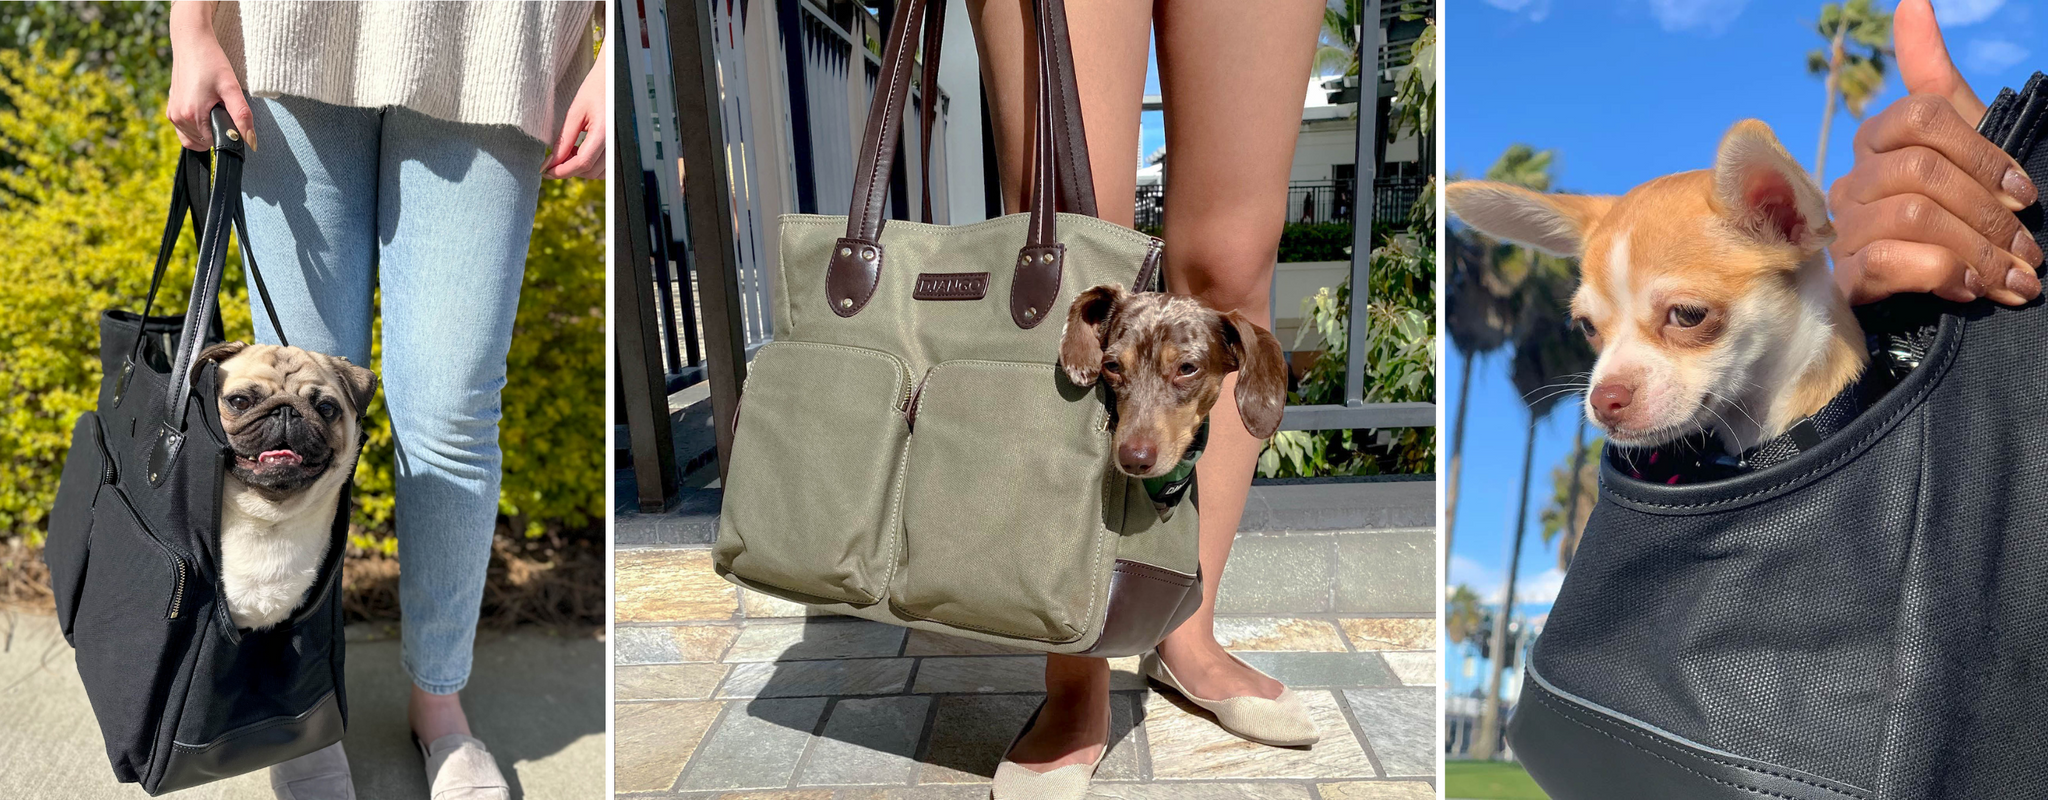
[892, 360, 1112, 643]
[715, 341, 913, 605]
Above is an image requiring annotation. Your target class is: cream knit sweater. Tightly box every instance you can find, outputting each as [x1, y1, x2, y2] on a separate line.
[213, 1, 599, 146]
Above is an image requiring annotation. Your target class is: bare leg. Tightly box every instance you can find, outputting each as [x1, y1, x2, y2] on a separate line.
[967, 0, 1149, 773]
[1152, 0, 1326, 703]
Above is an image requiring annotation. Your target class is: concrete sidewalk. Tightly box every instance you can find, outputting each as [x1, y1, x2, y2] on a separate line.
[614, 478, 1440, 799]
[0, 611, 604, 799]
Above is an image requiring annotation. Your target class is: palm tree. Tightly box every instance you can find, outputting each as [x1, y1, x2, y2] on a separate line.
[1810, 0, 1894, 184]
[1444, 144, 1555, 554]
[1540, 428, 1604, 570]
[1471, 249, 1593, 760]
[1314, 0, 1368, 78]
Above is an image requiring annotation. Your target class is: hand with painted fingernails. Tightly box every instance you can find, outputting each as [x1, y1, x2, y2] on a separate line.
[1829, 0, 2042, 307]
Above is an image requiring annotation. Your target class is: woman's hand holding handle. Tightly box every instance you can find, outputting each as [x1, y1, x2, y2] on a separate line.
[167, 0, 257, 152]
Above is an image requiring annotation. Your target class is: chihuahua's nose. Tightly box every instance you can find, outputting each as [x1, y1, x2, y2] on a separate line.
[1590, 382, 1634, 425]
[1119, 440, 1158, 474]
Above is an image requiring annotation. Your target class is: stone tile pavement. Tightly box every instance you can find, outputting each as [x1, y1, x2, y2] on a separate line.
[614, 499, 1440, 800]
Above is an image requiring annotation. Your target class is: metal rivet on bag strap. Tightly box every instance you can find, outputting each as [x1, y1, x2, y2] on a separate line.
[1019, 254, 1030, 266]
[225, 129, 240, 142]
[862, 247, 877, 261]
[839, 298, 853, 310]
[1024, 307, 1037, 320]
[840, 246, 853, 257]
[1040, 253, 1053, 264]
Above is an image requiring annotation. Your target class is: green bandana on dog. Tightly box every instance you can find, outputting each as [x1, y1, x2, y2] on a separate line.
[1142, 419, 1208, 521]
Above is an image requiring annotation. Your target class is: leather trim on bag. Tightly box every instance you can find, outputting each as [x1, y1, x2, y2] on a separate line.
[1510, 670, 1872, 800]
[827, 238, 884, 317]
[1074, 561, 1202, 657]
[1011, 244, 1064, 329]
[155, 690, 344, 796]
[1133, 238, 1165, 293]
[913, 272, 989, 300]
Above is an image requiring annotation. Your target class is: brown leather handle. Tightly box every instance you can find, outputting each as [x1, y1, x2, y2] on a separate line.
[828, 0, 1094, 328]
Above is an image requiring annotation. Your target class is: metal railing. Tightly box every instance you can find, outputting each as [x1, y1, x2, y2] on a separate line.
[1138, 177, 1429, 231]
[620, 0, 1433, 510]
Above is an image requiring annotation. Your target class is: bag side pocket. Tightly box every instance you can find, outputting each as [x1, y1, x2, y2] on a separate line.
[892, 361, 1111, 643]
[716, 341, 913, 604]
[71, 485, 195, 784]
[47, 412, 110, 641]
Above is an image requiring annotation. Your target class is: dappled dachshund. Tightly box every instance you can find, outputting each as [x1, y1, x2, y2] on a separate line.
[1058, 284, 1289, 483]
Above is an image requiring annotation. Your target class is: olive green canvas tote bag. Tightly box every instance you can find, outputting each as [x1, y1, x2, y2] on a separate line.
[713, 0, 1202, 656]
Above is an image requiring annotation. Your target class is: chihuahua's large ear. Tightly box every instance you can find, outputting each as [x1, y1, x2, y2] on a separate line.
[1445, 181, 1615, 257]
[1060, 284, 1124, 386]
[320, 354, 379, 415]
[1712, 119, 1833, 254]
[1220, 310, 1288, 439]
[192, 341, 248, 380]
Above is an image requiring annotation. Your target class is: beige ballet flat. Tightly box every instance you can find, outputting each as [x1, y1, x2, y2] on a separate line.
[1141, 650, 1321, 747]
[269, 741, 356, 800]
[416, 733, 512, 800]
[990, 700, 1110, 800]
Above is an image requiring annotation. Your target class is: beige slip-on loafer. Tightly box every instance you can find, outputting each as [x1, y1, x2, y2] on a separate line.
[1141, 650, 1321, 747]
[990, 700, 1110, 800]
[417, 733, 512, 800]
[269, 741, 356, 800]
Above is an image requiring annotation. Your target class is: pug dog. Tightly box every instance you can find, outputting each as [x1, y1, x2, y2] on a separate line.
[196, 342, 376, 631]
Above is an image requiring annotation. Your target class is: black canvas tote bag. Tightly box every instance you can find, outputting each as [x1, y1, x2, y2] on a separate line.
[1507, 77, 2048, 800]
[42, 107, 349, 795]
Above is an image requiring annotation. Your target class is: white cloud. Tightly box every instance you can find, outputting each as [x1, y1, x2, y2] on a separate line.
[1932, 0, 2007, 27]
[1448, 554, 1496, 599]
[1645, 0, 1751, 35]
[1483, 0, 1552, 22]
[1965, 38, 2030, 74]
[1512, 568, 1568, 606]
[1449, 556, 1566, 607]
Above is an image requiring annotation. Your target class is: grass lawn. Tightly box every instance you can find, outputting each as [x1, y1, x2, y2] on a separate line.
[1444, 759, 1550, 799]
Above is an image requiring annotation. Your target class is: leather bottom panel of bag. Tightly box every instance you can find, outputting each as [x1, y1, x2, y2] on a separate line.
[155, 691, 345, 796]
[1509, 673, 1872, 800]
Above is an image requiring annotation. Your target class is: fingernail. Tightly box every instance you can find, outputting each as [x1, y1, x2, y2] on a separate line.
[2009, 265, 2042, 298]
[1966, 268, 1990, 297]
[2016, 229, 2044, 267]
[2005, 168, 2039, 207]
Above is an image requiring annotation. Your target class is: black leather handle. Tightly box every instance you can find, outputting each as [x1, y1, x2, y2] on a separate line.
[162, 105, 288, 425]
[827, 0, 1093, 328]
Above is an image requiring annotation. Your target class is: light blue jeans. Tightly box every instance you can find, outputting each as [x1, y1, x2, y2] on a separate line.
[240, 95, 545, 695]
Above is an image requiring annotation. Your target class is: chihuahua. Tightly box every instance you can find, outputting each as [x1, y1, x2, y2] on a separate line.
[1447, 120, 1867, 455]
[1058, 285, 1289, 477]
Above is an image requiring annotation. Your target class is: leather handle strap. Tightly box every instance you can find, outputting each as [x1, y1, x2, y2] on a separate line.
[163, 105, 289, 424]
[829, 0, 1092, 326]
[916, 0, 945, 225]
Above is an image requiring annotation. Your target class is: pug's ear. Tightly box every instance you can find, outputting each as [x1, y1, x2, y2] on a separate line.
[322, 355, 378, 414]
[1059, 284, 1125, 386]
[193, 341, 249, 380]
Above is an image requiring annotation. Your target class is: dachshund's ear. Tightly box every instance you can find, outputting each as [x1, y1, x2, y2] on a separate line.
[1220, 311, 1288, 438]
[193, 341, 249, 380]
[1059, 284, 1125, 386]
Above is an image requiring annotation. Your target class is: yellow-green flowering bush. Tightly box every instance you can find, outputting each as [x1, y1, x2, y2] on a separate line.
[0, 44, 602, 547]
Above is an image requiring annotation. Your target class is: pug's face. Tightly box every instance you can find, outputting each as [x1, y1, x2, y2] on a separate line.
[197, 343, 377, 500]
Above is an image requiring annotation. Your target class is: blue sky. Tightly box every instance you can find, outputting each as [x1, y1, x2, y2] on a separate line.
[1443, 0, 2042, 695]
